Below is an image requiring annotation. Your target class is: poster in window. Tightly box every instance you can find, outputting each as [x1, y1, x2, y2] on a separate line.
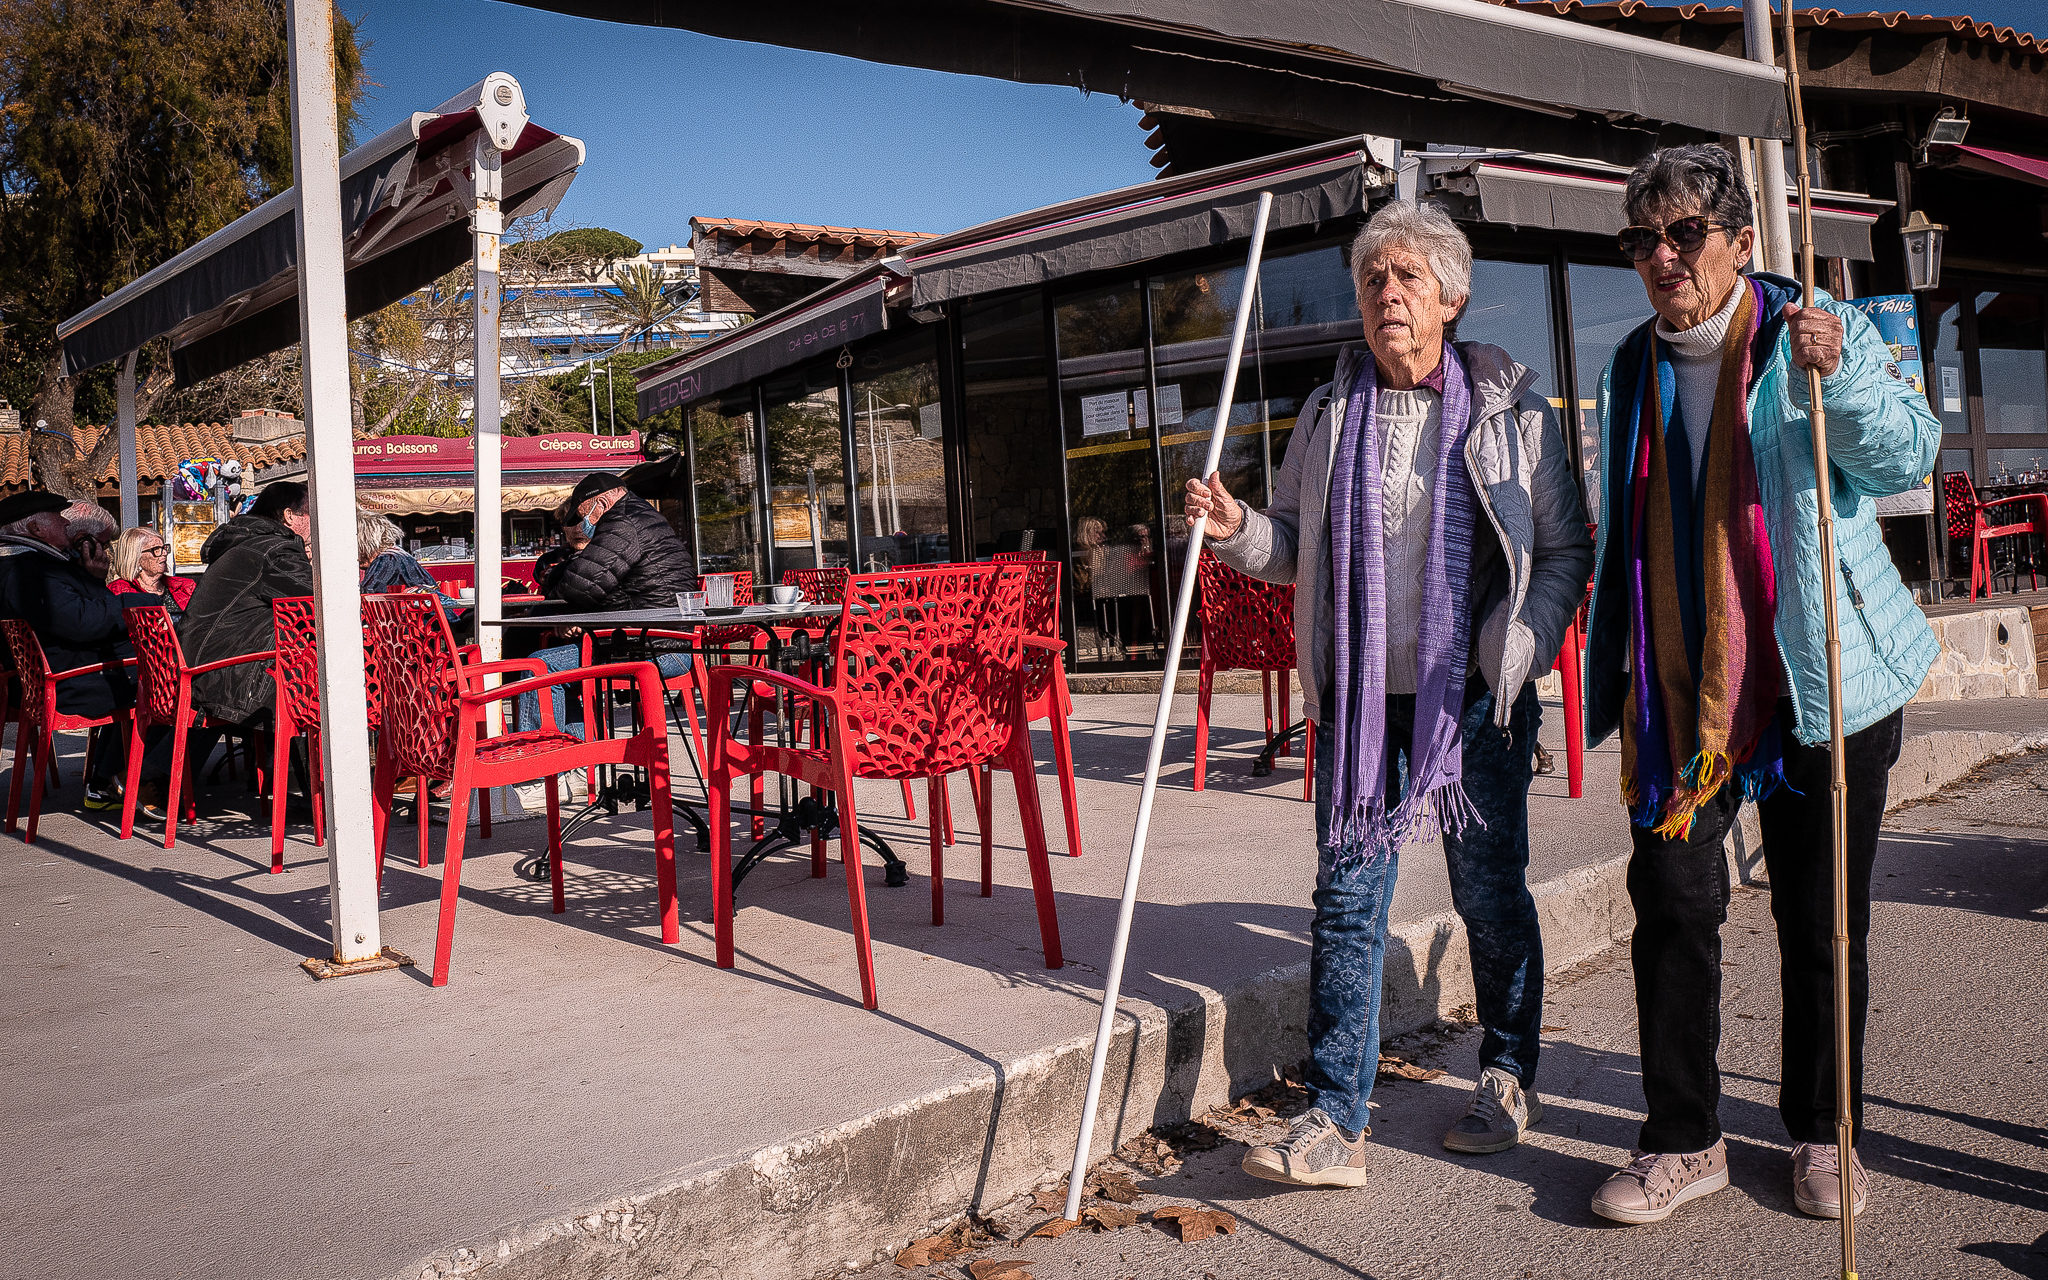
[1156, 383, 1185, 426]
[1079, 391, 1130, 437]
[1849, 296, 1933, 516]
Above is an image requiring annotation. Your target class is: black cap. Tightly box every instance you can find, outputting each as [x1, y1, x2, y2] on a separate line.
[0, 491, 70, 528]
[569, 471, 626, 509]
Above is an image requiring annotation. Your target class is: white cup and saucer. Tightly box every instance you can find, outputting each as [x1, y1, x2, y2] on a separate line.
[769, 584, 804, 608]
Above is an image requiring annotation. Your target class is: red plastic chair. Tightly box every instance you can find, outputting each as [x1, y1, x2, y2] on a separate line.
[993, 550, 1050, 562]
[1944, 471, 2047, 600]
[1, 621, 134, 844]
[963, 560, 1083, 857]
[705, 563, 1062, 1011]
[1191, 554, 1312, 801]
[781, 566, 850, 604]
[118, 606, 276, 850]
[363, 592, 681, 987]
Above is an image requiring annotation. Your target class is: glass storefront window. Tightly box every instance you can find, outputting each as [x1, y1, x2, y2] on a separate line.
[1462, 259, 1558, 400]
[1987, 447, 2048, 485]
[762, 365, 849, 574]
[1921, 290, 1970, 444]
[690, 399, 765, 580]
[1056, 280, 1159, 664]
[849, 327, 948, 568]
[1973, 292, 2046, 435]
[1567, 262, 1655, 527]
[961, 293, 1063, 559]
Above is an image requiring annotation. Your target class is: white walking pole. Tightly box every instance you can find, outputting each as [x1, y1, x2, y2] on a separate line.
[1062, 191, 1274, 1221]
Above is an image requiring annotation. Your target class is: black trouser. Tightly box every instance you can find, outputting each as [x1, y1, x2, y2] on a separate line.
[1626, 698, 1903, 1153]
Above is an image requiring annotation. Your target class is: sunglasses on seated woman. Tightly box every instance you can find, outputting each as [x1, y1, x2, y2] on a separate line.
[1617, 216, 1736, 262]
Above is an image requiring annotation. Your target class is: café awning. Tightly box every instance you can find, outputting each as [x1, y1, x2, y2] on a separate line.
[56, 79, 585, 385]
[1944, 143, 2048, 189]
[507, 0, 1789, 153]
[637, 136, 1392, 417]
[355, 482, 575, 515]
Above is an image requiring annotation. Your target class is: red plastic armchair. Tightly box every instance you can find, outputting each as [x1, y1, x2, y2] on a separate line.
[1192, 554, 1312, 801]
[119, 606, 276, 850]
[963, 559, 1082, 858]
[363, 592, 680, 987]
[992, 550, 1050, 562]
[705, 563, 1062, 1011]
[1, 620, 134, 844]
[1944, 471, 2047, 600]
[782, 566, 850, 604]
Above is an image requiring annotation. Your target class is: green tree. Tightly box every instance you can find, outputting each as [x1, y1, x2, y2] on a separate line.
[0, 0, 364, 495]
[600, 262, 680, 351]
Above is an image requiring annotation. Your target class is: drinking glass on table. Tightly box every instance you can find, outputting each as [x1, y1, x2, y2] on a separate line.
[704, 573, 736, 609]
[676, 590, 707, 618]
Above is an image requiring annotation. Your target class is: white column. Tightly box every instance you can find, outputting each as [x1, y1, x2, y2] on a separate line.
[1744, 0, 1796, 276]
[471, 135, 504, 672]
[115, 352, 139, 529]
[287, 0, 381, 966]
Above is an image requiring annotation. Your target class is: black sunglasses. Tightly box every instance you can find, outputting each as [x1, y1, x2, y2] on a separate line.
[1617, 216, 1736, 262]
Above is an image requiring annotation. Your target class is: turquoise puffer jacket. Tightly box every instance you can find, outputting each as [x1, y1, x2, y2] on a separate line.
[1584, 273, 1941, 749]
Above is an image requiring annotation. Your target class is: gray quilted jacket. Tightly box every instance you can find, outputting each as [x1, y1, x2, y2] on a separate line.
[1208, 341, 1593, 729]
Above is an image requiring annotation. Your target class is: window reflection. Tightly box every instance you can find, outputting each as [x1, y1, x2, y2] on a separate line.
[1461, 260, 1557, 400]
[762, 365, 848, 573]
[1567, 263, 1655, 527]
[1920, 290, 1970, 448]
[850, 327, 948, 568]
[1973, 292, 2046, 436]
[690, 399, 764, 580]
[962, 293, 1062, 559]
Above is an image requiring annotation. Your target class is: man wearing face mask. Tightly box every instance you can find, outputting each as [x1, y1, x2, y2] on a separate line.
[514, 471, 696, 742]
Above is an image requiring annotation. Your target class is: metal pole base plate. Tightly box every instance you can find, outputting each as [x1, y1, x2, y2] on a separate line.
[300, 946, 415, 980]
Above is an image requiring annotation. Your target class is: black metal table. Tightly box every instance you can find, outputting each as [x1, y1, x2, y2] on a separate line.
[484, 602, 908, 890]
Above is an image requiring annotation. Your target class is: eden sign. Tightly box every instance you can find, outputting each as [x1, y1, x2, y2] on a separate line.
[353, 431, 643, 475]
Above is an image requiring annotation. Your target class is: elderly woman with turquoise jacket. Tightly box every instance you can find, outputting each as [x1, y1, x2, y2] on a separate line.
[1580, 144, 1940, 1228]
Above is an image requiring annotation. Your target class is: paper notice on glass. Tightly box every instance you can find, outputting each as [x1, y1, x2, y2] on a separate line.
[1080, 392, 1130, 437]
[1133, 389, 1150, 432]
[918, 402, 943, 439]
[1940, 365, 1963, 415]
[1157, 383, 1185, 426]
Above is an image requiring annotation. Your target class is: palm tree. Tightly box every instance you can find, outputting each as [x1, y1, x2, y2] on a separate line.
[600, 263, 683, 350]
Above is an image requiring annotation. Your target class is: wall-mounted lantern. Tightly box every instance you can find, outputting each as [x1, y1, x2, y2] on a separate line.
[1901, 210, 1946, 292]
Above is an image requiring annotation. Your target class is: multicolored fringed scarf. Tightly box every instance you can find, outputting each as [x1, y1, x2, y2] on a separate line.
[1326, 341, 1482, 862]
[1622, 278, 1785, 840]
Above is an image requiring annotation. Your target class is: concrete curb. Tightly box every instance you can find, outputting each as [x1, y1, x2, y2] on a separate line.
[395, 722, 2046, 1280]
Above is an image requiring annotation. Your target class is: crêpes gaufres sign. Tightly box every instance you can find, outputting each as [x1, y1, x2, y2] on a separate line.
[353, 431, 643, 474]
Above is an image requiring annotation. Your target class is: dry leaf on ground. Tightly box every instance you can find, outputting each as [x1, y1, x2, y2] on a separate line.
[1082, 1205, 1139, 1231]
[893, 1220, 986, 1268]
[1029, 1189, 1066, 1213]
[966, 1259, 1034, 1280]
[1088, 1170, 1143, 1204]
[1151, 1205, 1239, 1243]
[1376, 1053, 1445, 1082]
[1028, 1218, 1080, 1240]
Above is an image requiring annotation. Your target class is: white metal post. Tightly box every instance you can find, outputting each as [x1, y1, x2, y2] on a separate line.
[864, 393, 883, 535]
[115, 352, 139, 529]
[1744, 0, 1796, 275]
[287, 0, 383, 972]
[471, 134, 504, 673]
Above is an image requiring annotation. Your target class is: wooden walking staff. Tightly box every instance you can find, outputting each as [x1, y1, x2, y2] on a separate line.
[1061, 190, 1275, 1223]
[1780, 2, 1859, 1274]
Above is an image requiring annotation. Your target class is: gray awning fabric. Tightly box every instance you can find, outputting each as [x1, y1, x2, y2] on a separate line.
[1472, 162, 1889, 261]
[636, 277, 890, 418]
[57, 78, 584, 386]
[506, 0, 1788, 142]
[904, 140, 1378, 306]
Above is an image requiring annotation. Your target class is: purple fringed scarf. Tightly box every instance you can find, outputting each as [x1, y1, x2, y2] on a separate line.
[1325, 341, 1483, 862]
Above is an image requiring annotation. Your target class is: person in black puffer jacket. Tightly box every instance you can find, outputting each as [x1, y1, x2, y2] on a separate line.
[179, 482, 314, 728]
[515, 471, 697, 739]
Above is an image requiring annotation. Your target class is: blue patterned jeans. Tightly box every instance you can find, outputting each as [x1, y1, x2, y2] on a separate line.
[1305, 679, 1545, 1135]
[515, 645, 690, 739]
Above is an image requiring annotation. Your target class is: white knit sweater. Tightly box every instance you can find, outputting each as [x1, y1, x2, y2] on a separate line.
[1654, 280, 1746, 478]
[1376, 386, 1440, 695]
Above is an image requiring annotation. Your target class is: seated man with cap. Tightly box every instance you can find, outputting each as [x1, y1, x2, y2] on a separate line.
[515, 470, 698, 743]
[0, 490, 139, 810]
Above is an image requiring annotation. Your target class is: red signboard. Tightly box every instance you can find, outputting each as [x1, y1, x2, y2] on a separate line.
[352, 431, 644, 475]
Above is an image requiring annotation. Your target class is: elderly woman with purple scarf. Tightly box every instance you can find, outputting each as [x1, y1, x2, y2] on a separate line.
[1185, 201, 1591, 1186]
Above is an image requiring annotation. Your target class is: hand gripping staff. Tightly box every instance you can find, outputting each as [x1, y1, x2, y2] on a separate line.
[1781, 2, 1860, 1274]
[1062, 191, 1275, 1223]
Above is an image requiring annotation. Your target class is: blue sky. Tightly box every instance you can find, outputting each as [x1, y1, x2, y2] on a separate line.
[345, 1, 1153, 249]
[347, 0, 2048, 251]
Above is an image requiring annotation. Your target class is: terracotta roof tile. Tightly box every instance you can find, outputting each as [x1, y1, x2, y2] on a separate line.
[0, 421, 308, 495]
[1491, 1, 2046, 55]
[689, 217, 941, 248]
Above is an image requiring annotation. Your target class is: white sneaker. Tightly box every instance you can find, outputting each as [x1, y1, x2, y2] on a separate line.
[510, 780, 549, 815]
[1442, 1065, 1543, 1154]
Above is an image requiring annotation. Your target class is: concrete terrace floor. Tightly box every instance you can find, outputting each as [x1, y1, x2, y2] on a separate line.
[0, 689, 2038, 1280]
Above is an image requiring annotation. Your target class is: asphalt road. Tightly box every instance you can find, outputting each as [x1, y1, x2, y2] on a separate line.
[867, 749, 2048, 1280]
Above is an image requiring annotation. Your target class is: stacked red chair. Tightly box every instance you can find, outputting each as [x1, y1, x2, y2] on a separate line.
[963, 559, 1083, 857]
[992, 550, 1050, 562]
[1192, 553, 1312, 801]
[1, 621, 134, 844]
[704, 563, 1063, 1011]
[120, 606, 276, 850]
[363, 592, 681, 987]
[1944, 471, 2047, 600]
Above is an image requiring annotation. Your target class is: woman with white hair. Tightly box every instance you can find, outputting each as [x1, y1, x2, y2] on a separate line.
[357, 511, 462, 616]
[1184, 200, 1592, 1185]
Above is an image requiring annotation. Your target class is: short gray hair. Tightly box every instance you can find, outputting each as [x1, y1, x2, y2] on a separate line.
[62, 500, 116, 541]
[1349, 201, 1474, 309]
[1624, 144, 1754, 234]
[355, 510, 403, 563]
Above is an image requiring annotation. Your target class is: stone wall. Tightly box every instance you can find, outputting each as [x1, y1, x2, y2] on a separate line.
[1912, 605, 2041, 701]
